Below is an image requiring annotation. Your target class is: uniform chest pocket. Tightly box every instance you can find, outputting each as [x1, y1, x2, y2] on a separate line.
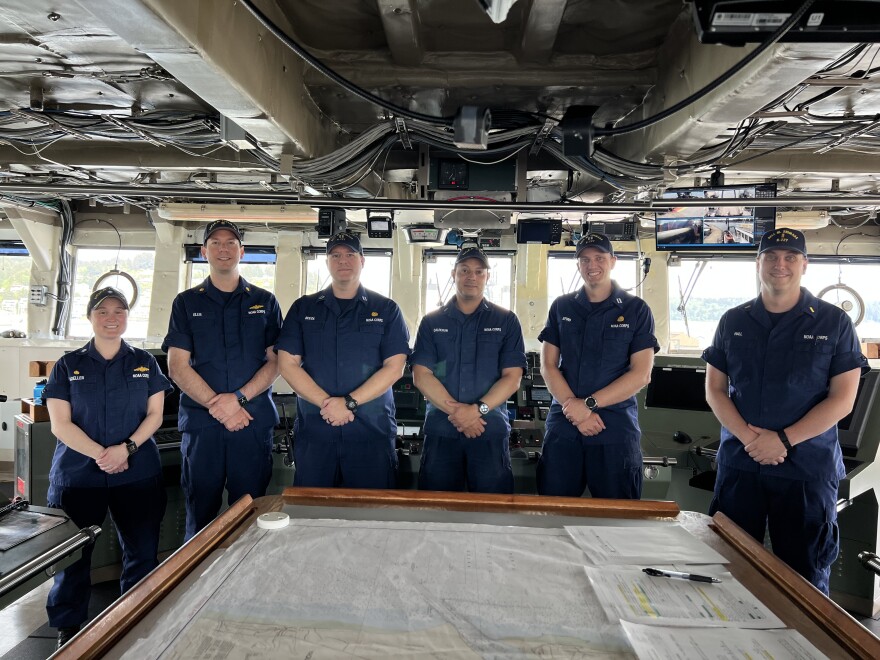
[190, 312, 217, 336]
[559, 318, 586, 354]
[358, 321, 386, 348]
[601, 330, 633, 364]
[723, 337, 757, 383]
[69, 380, 97, 404]
[302, 318, 325, 333]
[790, 339, 834, 385]
[125, 378, 150, 414]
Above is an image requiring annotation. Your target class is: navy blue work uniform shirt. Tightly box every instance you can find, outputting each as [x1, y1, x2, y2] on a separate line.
[702, 288, 868, 480]
[162, 277, 282, 431]
[411, 297, 527, 437]
[538, 283, 659, 444]
[42, 340, 172, 488]
[275, 285, 411, 440]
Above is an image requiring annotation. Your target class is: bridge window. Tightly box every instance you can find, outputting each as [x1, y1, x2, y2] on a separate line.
[668, 257, 758, 352]
[801, 260, 880, 340]
[423, 252, 512, 311]
[546, 253, 640, 307]
[188, 246, 277, 292]
[0, 241, 30, 333]
[68, 248, 156, 339]
[303, 248, 392, 297]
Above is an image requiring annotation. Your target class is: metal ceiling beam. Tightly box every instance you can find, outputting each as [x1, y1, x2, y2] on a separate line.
[0, 182, 877, 211]
[0, 143, 274, 171]
[74, 0, 341, 159]
[378, 0, 424, 66]
[519, 0, 566, 64]
[605, 17, 859, 164]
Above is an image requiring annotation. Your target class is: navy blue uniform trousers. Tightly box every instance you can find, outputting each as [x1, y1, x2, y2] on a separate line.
[709, 467, 839, 594]
[537, 434, 642, 499]
[181, 424, 273, 540]
[46, 475, 166, 628]
[418, 431, 513, 494]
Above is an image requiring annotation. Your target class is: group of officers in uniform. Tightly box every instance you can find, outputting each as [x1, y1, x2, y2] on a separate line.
[41, 219, 866, 646]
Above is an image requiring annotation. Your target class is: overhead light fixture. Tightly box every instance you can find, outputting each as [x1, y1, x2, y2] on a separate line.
[776, 210, 830, 230]
[157, 203, 316, 222]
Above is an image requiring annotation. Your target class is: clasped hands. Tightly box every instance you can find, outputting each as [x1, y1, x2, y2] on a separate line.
[208, 392, 253, 432]
[95, 443, 128, 475]
[320, 396, 354, 426]
[743, 424, 787, 465]
[562, 397, 605, 436]
[446, 400, 486, 438]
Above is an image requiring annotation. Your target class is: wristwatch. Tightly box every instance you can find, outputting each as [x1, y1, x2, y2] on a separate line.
[235, 389, 249, 407]
[124, 438, 138, 456]
[584, 395, 600, 412]
[476, 400, 490, 415]
[344, 394, 359, 413]
[777, 429, 793, 451]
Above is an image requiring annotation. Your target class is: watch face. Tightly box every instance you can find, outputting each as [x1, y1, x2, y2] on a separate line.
[479, 403, 490, 414]
[346, 399, 358, 410]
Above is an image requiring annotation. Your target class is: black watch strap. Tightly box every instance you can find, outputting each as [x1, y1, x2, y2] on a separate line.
[777, 429, 793, 451]
[235, 389, 249, 406]
[125, 439, 138, 455]
[344, 394, 359, 412]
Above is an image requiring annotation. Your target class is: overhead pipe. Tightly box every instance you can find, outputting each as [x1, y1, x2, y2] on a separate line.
[1, 183, 879, 212]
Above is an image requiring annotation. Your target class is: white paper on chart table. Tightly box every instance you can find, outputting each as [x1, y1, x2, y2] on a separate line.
[565, 523, 729, 565]
[584, 565, 785, 629]
[620, 621, 829, 660]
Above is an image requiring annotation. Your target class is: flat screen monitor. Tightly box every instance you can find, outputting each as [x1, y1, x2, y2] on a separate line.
[644, 365, 712, 412]
[655, 183, 777, 251]
[528, 385, 552, 405]
[838, 370, 879, 456]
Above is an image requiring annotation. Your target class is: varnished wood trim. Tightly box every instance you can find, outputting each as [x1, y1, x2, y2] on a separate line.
[711, 511, 880, 660]
[282, 487, 681, 519]
[52, 494, 259, 660]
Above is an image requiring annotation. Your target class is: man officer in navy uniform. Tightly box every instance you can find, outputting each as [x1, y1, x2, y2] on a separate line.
[703, 227, 867, 594]
[537, 233, 658, 499]
[276, 230, 410, 488]
[411, 245, 526, 493]
[163, 219, 282, 539]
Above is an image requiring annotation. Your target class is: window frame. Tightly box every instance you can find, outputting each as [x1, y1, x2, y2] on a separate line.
[422, 248, 515, 313]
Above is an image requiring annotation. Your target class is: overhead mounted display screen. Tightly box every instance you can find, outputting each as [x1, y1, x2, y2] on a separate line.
[655, 183, 777, 251]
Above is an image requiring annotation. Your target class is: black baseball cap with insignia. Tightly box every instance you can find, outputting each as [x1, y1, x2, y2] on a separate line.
[326, 230, 363, 255]
[203, 219, 243, 244]
[455, 246, 490, 267]
[758, 227, 807, 256]
[575, 233, 614, 257]
[87, 286, 129, 316]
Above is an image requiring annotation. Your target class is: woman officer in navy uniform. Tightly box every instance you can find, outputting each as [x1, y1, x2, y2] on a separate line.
[42, 287, 172, 649]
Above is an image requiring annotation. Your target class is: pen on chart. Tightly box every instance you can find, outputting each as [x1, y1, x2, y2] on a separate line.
[642, 567, 722, 583]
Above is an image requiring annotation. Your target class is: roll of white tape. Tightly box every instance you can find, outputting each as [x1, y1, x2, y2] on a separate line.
[257, 512, 290, 530]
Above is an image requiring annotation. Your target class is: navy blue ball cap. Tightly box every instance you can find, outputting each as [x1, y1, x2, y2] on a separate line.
[203, 219, 243, 244]
[455, 246, 490, 267]
[87, 286, 129, 316]
[326, 230, 363, 255]
[758, 227, 807, 256]
[576, 233, 614, 257]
